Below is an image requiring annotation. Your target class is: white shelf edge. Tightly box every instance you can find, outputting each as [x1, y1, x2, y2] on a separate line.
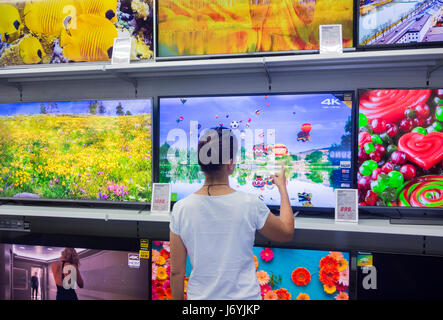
[1, 205, 442, 238]
[0, 48, 442, 81]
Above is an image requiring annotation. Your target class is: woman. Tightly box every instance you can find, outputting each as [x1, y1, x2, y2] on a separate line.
[51, 248, 84, 300]
[170, 127, 294, 300]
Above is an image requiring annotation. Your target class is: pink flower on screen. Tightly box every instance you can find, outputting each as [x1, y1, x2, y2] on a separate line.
[260, 248, 274, 262]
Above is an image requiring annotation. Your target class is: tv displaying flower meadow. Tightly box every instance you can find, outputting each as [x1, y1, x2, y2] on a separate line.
[151, 241, 350, 300]
[357, 89, 443, 207]
[0, 99, 152, 203]
[159, 93, 353, 208]
[157, 0, 354, 57]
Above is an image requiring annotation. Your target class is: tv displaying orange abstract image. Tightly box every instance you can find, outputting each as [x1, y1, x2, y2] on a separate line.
[157, 0, 354, 57]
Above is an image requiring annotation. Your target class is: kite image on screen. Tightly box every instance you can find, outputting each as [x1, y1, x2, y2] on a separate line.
[359, 0, 443, 46]
[358, 89, 443, 207]
[159, 93, 353, 208]
[158, 0, 354, 57]
[0, 99, 152, 203]
[0, 0, 153, 66]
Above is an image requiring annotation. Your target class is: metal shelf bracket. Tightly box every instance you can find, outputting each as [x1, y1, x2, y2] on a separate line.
[263, 57, 272, 91]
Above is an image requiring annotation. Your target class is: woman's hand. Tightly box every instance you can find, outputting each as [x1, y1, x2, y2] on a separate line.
[270, 165, 287, 190]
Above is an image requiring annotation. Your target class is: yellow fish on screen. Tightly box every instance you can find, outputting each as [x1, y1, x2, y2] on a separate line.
[19, 36, 46, 64]
[24, 0, 77, 36]
[0, 4, 23, 43]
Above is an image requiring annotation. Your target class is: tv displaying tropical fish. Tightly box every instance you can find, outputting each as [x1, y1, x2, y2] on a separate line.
[0, 0, 153, 66]
[358, 0, 443, 46]
[159, 93, 353, 208]
[0, 99, 152, 203]
[157, 0, 354, 57]
[357, 89, 443, 207]
[152, 241, 350, 300]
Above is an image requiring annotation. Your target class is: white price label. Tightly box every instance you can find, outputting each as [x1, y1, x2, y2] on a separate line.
[151, 183, 171, 213]
[111, 37, 132, 65]
[319, 24, 343, 55]
[335, 189, 358, 223]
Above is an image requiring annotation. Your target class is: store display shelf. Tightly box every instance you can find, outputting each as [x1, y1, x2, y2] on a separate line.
[0, 48, 442, 84]
[1, 205, 442, 238]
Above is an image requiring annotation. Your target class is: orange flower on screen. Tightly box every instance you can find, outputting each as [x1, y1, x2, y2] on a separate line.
[157, 255, 166, 266]
[275, 288, 291, 300]
[152, 249, 160, 264]
[337, 258, 349, 272]
[296, 293, 310, 300]
[254, 255, 259, 270]
[256, 270, 270, 286]
[319, 256, 338, 271]
[329, 251, 344, 261]
[323, 284, 336, 294]
[160, 249, 170, 259]
[165, 287, 173, 299]
[335, 291, 349, 300]
[263, 290, 278, 300]
[319, 268, 340, 286]
[291, 268, 311, 286]
[157, 266, 168, 281]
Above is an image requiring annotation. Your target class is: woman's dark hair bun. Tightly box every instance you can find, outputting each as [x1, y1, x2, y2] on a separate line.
[197, 127, 238, 174]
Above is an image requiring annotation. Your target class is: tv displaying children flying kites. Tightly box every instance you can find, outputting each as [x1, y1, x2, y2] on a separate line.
[159, 92, 354, 208]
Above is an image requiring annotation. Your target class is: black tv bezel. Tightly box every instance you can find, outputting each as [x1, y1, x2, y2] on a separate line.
[356, 87, 443, 216]
[0, 97, 154, 210]
[155, 90, 357, 215]
[154, 0, 357, 61]
[356, 0, 443, 51]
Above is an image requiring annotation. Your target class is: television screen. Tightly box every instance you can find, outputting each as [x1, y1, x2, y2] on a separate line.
[159, 93, 353, 208]
[157, 0, 354, 57]
[358, 0, 443, 47]
[152, 241, 350, 300]
[0, 243, 150, 300]
[356, 252, 443, 299]
[0, 99, 152, 203]
[0, 0, 153, 66]
[357, 89, 443, 207]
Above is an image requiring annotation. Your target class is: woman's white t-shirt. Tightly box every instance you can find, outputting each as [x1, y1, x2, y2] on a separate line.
[170, 191, 270, 300]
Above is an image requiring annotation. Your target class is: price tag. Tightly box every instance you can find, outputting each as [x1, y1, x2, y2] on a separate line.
[335, 189, 358, 223]
[319, 24, 343, 55]
[111, 37, 132, 65]
[139, 249, 149, 260]
[151, 183, 171, 213]
[128, 253, 140, 268]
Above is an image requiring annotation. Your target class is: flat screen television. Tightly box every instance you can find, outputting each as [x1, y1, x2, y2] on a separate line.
[0, 0, 154, 67]
[159, 93, 354, 209]
[152, 241, 350, 300]
[357, 89, 443, 208]
[0, 243, 150, 300]
[0, 99, 152, 204]
[358, 0, 443, 48]
[156, 0, 354, 58]
[356, 251, 443, 299]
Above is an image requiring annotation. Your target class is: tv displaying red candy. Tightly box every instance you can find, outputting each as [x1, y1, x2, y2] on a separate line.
[357, 89, 443, 208]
